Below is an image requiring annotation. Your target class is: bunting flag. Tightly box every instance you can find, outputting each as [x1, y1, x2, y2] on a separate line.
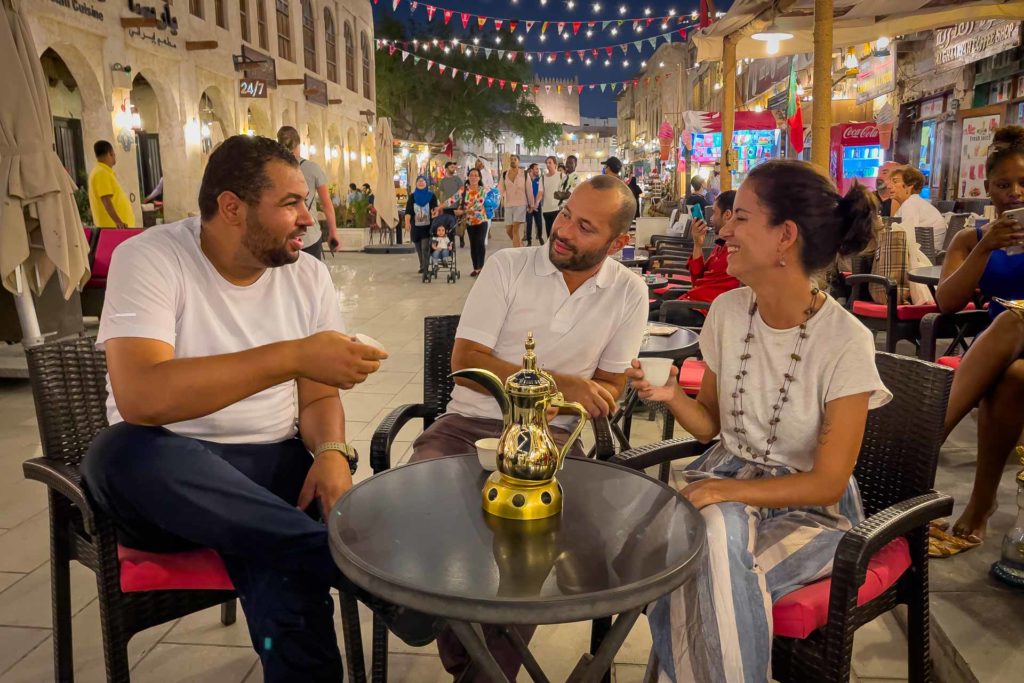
[425, 5, 436, 21]
[633, 19, 640, 30]
[475, 74, 482, 84]
[509, 21, 517, 32]
[460, 12, 469, 28]
[410, 1, 418, 12]
[587, 21, 596, 28]
[510, 81, 518, 90]
[600, 84, 606, 92]
[477, 16, 487, 29]
[605, 47, 613, 57]
[577, 49, 586, 60]
[646, 18, 653, 27]
[633, 41, 643, 53]
[545, 85, 551, 94]
[648, 37, 657, 49]
[402, 51, 410, 61]
[497, 50, 505, 59]
[451, 67, 459, 78]
[620, 44, 628, 55]
[592, 48, 598, 57]
[678, 28, 687, 40]
[541, 21, 548, 34]
[427, 60, 434, 70]
[572, 22, 581, 35]
[463, 71, 469, 80]
[602, 20, 611, 29]
[494, 19, 503, 30]
[487, 77, 495, 87]
[577, 84, 584, 94]
[443, 9, 452, 24]
[525, 20, 534, 32]
[438, 64, 446, 74]
[388, 44, 396, 55]
[499, 79, 506, 89]
[392, 0, 399, 10]
[484, 48, 492, 58]
[557, 22, 565, 34]
[413, 55, 421, 64]
[557, 85, 562, 93]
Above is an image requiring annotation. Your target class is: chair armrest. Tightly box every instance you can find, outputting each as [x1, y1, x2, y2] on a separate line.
[918, 309, 991, 361]
[827, 491, 952, 610]
[369, 403, 434, 473]
[609, 437, 716, 471]
[589, 416, 617, 461]
[843, 274, 897, 290]
[23, 457, 97, 535]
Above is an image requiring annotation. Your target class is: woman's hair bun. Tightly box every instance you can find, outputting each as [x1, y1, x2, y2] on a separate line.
[835, 183, 878, 257]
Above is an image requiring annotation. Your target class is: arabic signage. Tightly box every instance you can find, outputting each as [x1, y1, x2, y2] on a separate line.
[125, 0, 179, 48]
[48, 0, 104, 21]
[856, 50, 896, 104]
[935, 20, 1021, 72]
[241, 45, 277, 89]
[239, 79, 268, 99]
[304, 75, 328, 107]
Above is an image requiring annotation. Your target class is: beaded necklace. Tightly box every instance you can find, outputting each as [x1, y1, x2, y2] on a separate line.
[730, 288, 823, 462]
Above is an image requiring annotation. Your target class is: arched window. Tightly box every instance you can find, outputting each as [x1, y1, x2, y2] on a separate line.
[344, 22, 356, 92]
[360, 31, 371, 100]
[325, 10, 338, 83]
[239, 0, 250, 42]
[276, 0, 292, 62]
[301, 0, 316, 72]
[256, 0, 268, 49]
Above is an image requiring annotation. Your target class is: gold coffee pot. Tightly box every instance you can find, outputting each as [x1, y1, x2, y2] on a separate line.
[453, 334, 588, 520]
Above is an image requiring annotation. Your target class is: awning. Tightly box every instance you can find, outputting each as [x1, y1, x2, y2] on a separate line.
[683, 110, 778, 133]
[692, 0, 1024, 61]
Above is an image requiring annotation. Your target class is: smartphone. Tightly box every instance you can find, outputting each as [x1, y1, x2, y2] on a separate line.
[1002, 207, 1024, 255]
[689, 203, 704, 222]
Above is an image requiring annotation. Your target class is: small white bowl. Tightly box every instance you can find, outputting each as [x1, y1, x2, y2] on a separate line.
[475, 438, 500, 471]
[354, 333, 387, 353]
[641, 358, 674, 388]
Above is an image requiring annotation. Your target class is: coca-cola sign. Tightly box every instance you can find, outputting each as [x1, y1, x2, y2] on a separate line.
[935, 20, 1021, 72]
[842, 125, 880, 144]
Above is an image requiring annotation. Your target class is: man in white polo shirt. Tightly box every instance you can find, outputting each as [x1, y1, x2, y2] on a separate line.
[410, 174, 649, 680]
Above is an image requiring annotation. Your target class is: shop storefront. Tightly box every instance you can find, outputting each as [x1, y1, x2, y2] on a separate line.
[683, 110, 780, 186]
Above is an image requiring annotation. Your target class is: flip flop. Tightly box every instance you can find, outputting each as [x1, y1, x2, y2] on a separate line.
[928, 523, 982, 558]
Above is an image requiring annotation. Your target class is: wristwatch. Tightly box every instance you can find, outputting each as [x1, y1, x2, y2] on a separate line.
[314, 441, 359, 475]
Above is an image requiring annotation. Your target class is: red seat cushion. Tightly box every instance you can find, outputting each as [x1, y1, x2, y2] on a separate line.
[677, 358, 706, 396]
[772, 537, 911, 639]
[851, 301, 941, 321]
[653, 285, 689, 296]
[668, 274, 692, 283]
[90, 228, 144, 282]
[117, 545, 234, 593]
[937, 356, 961, 370]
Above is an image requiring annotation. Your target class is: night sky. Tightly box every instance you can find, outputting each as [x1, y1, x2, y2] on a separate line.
[373, 1, 732, 118]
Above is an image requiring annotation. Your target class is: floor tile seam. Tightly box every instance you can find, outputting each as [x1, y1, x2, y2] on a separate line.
[0, 559, 47, 596]
[0, 628, 51, 677]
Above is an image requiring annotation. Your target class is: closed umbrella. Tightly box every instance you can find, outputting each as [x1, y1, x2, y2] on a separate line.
[0, 0, 90, 345]
[374, 118, 398, 232]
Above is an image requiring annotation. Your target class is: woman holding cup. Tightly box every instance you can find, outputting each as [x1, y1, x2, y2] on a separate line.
[626, 160, 890, 681]
[935, 124, 1024, 547]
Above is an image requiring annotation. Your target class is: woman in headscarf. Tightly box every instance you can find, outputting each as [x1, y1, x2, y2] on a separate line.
[405, 175, 438, 275]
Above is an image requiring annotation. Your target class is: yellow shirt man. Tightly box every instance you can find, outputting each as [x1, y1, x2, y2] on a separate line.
[88, 161, 135, 228]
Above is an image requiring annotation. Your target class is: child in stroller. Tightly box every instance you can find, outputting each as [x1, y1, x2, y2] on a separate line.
[424, 212, 461, 283]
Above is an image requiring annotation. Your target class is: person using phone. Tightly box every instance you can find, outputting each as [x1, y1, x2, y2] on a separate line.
[935, 125, 1024, 552]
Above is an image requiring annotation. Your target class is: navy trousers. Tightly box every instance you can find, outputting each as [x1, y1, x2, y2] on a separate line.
[82, 423, 429, 681]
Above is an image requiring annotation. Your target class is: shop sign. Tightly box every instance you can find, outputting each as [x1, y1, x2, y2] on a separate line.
[856, 51, 895, 104]
[239, 79, 268, 99]
[920, 96, 946, 119]
[304, 74, 328, 107]
[126, 0, 179, 49]
[958, 114, 1001, 199]
[743, 56, 793, 101]
[48, 0, 104, 22]
[935, 20, 1021, 72]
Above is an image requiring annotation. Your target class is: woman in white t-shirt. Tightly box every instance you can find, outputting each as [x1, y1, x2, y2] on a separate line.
[628, 160, 892, 682]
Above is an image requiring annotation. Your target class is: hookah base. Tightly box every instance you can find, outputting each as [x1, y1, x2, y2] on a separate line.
[991, 561, 1024, 588]
[482, 471, 562, 520]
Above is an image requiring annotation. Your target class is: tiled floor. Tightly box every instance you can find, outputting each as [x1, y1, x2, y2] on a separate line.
[0, 227, 911, 681]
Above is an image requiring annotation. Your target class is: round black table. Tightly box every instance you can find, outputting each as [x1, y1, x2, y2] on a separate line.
[909, 265, 943, 297]
[328, 455, 705, 683]
[616, 255, 649, 268]
[639, 323, 700, 360]
[643, 276, 668, 292]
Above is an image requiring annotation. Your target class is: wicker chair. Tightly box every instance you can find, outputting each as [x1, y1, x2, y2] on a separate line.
[914, 227, 937, 263]
[609, 352, 953, 683]
[21, 337, 366, 682]
[368, 315, 618, 682]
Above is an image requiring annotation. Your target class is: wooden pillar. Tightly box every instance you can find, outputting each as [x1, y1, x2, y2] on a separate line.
[721, 33, 737, 191]
[810, 0, 833, 171]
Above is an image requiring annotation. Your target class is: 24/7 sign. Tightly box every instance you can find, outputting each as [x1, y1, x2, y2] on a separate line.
[239, 79, 267, 98]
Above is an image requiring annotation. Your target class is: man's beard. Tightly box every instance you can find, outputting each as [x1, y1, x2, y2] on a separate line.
[547, 232, 614, 272]
[241, 211, 300, 268]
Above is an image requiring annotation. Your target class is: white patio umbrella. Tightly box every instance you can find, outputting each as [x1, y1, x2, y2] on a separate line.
[374, 118, 398, 231]
[0, 0, 90, 346]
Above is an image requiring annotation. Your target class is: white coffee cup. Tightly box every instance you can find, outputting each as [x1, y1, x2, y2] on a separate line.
[475, 438, 500, 471]
[641, 358, 674, 388]
[354, 333, 387, 354]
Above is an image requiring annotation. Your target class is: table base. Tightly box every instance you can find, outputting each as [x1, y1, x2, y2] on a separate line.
[448, 607, 643, 683]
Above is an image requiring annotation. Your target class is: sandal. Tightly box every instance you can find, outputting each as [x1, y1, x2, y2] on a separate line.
[928, 519, 982, 558]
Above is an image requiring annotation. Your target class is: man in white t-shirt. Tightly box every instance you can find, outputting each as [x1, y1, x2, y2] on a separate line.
[540, 155, 564, 240]
[410, 175, 649, 681]
[81, 135, 430, 681]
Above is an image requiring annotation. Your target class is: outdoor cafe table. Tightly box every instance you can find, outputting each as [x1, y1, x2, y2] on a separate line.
[328, 455, 705, 683]
[909, 265, 943, 297]
[643, 275, 669, 291]
[640, 323, 700, 360]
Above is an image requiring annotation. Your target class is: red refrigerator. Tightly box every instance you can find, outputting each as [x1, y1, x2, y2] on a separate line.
[829, 123, 883, 195]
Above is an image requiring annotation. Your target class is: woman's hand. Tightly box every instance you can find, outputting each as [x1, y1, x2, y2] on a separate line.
[977, 216, 1024, 254]
[627, 359, 679, 403]
[680, 478, 735, 509]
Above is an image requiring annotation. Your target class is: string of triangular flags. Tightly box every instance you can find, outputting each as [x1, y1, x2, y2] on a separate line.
[370, 0, 693, 36]
[384, 47, 674, 93]
[375, 25, 688, 63]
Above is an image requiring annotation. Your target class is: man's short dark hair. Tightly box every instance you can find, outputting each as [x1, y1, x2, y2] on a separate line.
[586, 175, 636, 235]
[690, 176, 705, 192]
[349, 183, 358, 191]
[444, 161, 456, 170]
[715, 189, 736, 213]
[197, 135, 297, 221]
[566, 154, 578, 162]
[94, 140, 113, 158]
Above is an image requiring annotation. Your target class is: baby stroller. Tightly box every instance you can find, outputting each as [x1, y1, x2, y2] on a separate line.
[424, 212, 461, 284]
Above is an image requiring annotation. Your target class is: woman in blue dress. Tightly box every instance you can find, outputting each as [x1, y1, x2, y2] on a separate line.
[937, 124, 1024, 544]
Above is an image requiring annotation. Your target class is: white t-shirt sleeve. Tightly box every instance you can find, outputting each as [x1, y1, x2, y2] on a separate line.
[824, 324, 892, 409]
[313, 264, 346, 335]
[456, 254, 512, 349]
[597, 278, 650, 373]
[96, 239, 179, 348]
